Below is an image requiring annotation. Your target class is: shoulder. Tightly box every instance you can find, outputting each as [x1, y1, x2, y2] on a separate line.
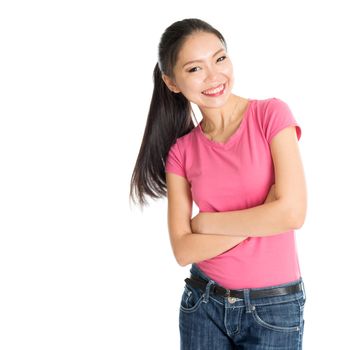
[173, 126, 198, 148]
[254, 96, 294, 122]
[166, 126, 197, 164]
[255, 97, 290, 111]
[240, 97, 290, 119]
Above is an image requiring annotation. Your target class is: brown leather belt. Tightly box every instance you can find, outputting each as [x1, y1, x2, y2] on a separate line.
[185, 274, 302, 299]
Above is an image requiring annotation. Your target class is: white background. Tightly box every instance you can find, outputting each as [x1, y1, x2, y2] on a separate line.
[1, 0, 349, 349]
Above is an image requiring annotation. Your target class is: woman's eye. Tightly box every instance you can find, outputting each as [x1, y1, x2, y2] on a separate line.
[188, 66, 200, 73]
[188, 56, 227, 73]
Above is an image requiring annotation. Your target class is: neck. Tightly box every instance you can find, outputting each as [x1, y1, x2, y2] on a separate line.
[200, 94, 241, 133]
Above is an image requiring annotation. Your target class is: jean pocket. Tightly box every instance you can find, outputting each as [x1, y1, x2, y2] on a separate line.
[251, 299, 302, 332]
[180, 283, 205, 314]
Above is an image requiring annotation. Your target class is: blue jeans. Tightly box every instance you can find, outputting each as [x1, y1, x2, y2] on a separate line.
[179, 264, 306, 349]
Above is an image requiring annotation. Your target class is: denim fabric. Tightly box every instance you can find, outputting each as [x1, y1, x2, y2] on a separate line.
[179, 264, 306, 350]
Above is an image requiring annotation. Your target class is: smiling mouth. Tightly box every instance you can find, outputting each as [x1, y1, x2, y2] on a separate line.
[202, 83, 225, 96]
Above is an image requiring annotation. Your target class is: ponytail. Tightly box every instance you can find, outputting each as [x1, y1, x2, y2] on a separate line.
[129, 63, 194, 208]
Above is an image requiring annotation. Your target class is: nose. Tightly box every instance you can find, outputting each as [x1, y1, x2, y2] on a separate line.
[204, 64, 221, 84]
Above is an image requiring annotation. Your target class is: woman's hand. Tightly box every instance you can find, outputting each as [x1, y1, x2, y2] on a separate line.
[190, 212, 204, 234]
[264, 184, 276, 204]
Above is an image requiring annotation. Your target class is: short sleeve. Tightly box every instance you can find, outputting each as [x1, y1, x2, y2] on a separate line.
[165, 140, 186, 178]
[264, 98, 302, 144]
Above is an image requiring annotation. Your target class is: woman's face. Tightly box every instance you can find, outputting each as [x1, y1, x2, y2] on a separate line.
[163, 31, 234, 109]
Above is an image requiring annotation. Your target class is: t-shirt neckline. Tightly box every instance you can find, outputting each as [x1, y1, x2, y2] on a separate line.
[196, 98, 253, 149]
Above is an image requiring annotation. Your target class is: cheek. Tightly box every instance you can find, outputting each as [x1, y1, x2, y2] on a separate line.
[224, 66, 234, 88]
[177, 74, 200, 89]
[223, 64, 234, 78]
[183, 77, 204, 94]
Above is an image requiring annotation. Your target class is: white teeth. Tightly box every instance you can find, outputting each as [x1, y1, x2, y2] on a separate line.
[202, 84, 224, 95]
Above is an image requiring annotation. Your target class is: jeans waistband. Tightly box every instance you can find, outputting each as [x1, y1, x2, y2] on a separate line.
[189, 263, 306, 302]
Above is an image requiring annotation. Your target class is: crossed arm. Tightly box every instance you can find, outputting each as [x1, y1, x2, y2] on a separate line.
[190, 126, 307, 238]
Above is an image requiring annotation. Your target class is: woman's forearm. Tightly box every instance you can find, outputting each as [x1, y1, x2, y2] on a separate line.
[193, 199, 297, 237]
[175, 232, 247, 266]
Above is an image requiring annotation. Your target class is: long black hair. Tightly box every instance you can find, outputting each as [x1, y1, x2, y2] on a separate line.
[129, 18, 227, 208]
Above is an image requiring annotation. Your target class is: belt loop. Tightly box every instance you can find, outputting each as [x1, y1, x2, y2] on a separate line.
[203, 280, 215, 303]
[301, 278, 307, 302]
[243, 288, 254, 313]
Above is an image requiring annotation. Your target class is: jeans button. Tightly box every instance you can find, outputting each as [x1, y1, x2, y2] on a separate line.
[227, 297, 237, 304]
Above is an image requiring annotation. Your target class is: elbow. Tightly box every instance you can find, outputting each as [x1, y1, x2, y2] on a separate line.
[176, 256, 189, 267]
[293, 213, 306, 229]
[280, 197, 306, 230]
[177, 258, 189, 267]
[289, 207, 306, 230]
[174, 250, 184, 266]
[175, 251, 191, 267]
[173, 233, 192, 267]
[289, 216, 303, 230]
[173, 246, 188, 267]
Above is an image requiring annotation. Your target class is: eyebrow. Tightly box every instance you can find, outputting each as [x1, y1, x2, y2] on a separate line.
[182, 48, 226, 68]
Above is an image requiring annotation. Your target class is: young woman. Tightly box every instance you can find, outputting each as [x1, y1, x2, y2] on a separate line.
[130, 18, 307, 350]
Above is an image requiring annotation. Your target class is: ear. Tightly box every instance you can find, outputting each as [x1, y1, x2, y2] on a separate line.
[161, 74, 181, 93]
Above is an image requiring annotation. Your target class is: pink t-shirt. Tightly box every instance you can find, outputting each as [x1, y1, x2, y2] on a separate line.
[165, 97, 302, 289]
